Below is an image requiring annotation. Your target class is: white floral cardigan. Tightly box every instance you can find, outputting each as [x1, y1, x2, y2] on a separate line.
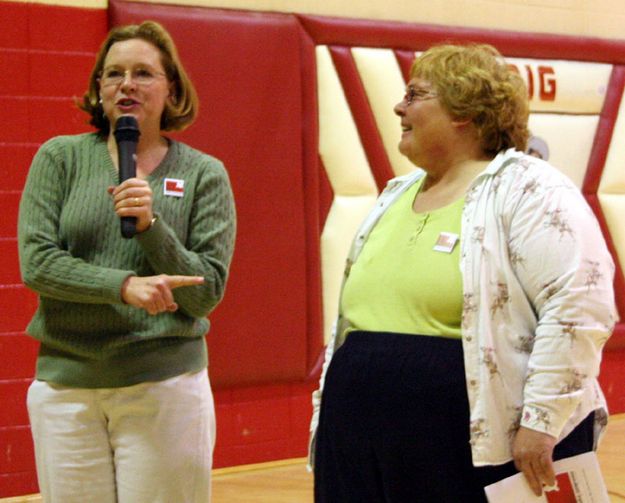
[309, 148, 617, 468]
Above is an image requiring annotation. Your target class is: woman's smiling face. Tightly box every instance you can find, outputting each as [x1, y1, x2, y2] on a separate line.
[393, 78, 457, 168]
[99, 38, 171, 134]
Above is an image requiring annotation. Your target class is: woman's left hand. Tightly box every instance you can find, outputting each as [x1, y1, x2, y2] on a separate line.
[108, 178, 154, 233]
[512, 426, 557, 496]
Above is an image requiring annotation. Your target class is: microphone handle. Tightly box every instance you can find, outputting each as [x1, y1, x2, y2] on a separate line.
[121, 215, 136, 239]
[118, 139, 137, 239]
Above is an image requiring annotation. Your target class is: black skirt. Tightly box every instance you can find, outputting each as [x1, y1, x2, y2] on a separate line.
[313, 331, 594, 503]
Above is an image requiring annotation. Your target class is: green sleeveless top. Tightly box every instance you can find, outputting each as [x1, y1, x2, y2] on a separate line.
[341, 178, 464, 338]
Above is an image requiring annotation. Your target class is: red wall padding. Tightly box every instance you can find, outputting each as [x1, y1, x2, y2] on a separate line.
[109, 1, 325, 388]
[0, 2, 109, 495]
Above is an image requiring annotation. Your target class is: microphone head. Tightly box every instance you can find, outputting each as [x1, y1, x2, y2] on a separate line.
[113, 115, 140, 142]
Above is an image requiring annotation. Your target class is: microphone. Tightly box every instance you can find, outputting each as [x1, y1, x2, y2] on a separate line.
[113, 115, 141, 239]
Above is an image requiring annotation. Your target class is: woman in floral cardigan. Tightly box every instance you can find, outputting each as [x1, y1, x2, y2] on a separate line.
[310, 43, 616, 503]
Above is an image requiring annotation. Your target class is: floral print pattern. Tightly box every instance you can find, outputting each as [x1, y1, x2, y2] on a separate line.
[480, 346, 499, 378]
[544, 208, 575, 239]
[489, 282, 510, 318]
[470, 418, 489, 445]
[584, 260, 603, 292]
[514, 334, 534, 354]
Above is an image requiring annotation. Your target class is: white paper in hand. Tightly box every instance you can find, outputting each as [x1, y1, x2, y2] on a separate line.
[484, 452, 609, 503]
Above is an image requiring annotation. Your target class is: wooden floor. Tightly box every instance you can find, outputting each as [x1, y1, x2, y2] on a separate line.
[3, 414, 624, 502]
[212, 459, 313, 503]
[212, 414, 625, 502]
[598, 414, 625, 502]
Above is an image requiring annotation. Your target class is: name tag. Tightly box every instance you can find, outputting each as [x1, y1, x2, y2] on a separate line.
[433, 232, 459, 253]
[164, 178, 185, 197]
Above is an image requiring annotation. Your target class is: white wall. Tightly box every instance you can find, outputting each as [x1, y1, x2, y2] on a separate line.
[6, 0, 625, 42]
[136, 0, 625, 41]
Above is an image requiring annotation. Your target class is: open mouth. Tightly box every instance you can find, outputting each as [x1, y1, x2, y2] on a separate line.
[117, 98, 138, 107]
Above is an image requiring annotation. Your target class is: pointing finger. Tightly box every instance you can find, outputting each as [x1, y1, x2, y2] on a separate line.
[166, 276, 205, 289]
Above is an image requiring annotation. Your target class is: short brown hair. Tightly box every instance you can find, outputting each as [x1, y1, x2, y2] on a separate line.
[411, 43, 529, 154]
[78, 20, 198, 136]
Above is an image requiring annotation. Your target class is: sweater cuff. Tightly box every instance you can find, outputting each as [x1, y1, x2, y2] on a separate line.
[135, 212, 168, 249]
[103, 269, 138, 304]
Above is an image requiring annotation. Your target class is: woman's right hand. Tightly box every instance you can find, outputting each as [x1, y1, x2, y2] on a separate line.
[121, 274, 205, 315]
[108, 179, 155, 233]
[512, 426, 557, 496]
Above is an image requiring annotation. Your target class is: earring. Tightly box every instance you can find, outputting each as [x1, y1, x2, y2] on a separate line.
[99, 97, 103, 104]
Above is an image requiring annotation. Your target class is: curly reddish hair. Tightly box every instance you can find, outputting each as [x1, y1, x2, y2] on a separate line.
[411, 43, 530, 154]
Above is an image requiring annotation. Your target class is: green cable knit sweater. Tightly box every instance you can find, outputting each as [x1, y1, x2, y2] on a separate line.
[18, 133, 236, 388]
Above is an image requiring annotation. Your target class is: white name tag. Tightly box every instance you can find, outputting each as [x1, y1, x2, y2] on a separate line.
[164, 178, 185, 197]
[433, 232, 459, 253]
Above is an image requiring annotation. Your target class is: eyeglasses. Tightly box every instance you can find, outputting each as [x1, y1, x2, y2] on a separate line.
[403, 87, 438, 105]
[99, 67, 167, 87]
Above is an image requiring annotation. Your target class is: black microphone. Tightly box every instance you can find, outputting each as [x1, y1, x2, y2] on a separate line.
[113, 115, 141, 239]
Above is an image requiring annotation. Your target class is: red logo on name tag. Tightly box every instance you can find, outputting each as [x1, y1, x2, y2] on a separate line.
[436, 234, 454, 248]
[164, 178, 184, 197]
[433, 232, 459, 253]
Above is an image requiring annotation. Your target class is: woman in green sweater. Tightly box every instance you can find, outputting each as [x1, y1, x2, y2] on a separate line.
[17, 21, 236, 503]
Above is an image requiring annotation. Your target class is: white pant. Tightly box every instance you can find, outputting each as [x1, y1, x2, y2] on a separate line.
[27, 370, 215, 503]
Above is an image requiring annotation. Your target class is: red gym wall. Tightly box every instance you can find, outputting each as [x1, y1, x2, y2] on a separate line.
[1, 0, 625, 497]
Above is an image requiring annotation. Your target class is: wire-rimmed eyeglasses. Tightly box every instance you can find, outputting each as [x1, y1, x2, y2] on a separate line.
[99, 67, 167, 87]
